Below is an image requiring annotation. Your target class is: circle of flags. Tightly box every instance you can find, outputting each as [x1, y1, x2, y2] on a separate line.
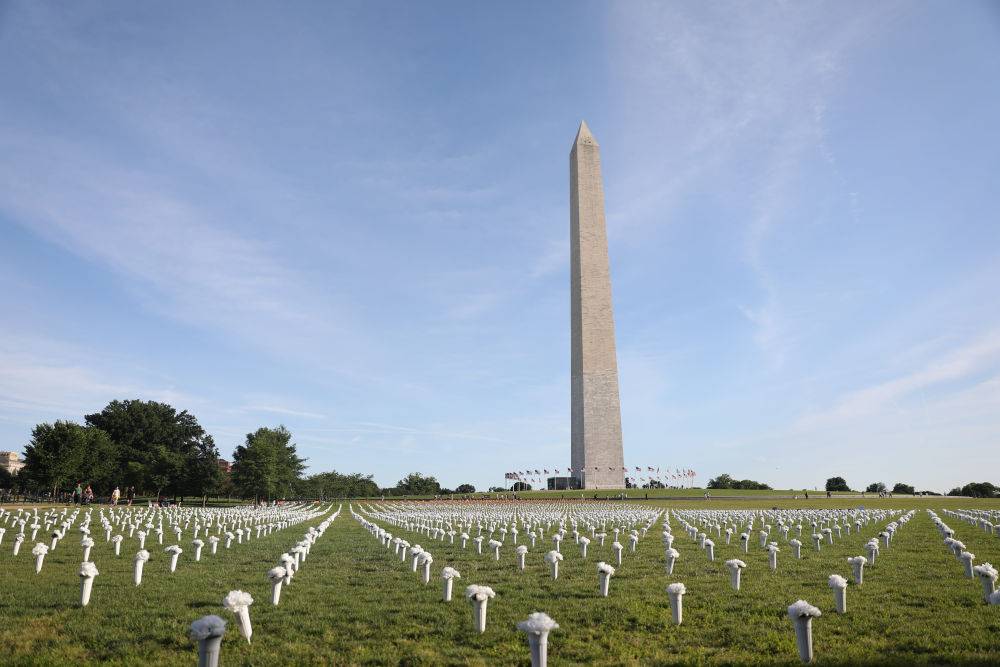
[504, 467, 697, 486]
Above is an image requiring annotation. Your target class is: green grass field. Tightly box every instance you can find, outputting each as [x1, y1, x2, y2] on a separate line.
[1, 497, 998, 665]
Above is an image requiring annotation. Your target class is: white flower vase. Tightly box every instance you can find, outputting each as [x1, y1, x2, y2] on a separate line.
[223, 591, 254, 644]
[961, 552, 975, 578]
[80, 570, 98, 607]
[597, 562, 615, 597]
[517, 613, 558, 667]
[829, 575, 848, 613]
[191, 615, 227, 667]
[443, 577, 454, 601]
[667, 584, 685, 624]
[848, 557, 865, 585]
[973, 564, 998, 600]
[472, 599, 488, 633]
[271, 580, 283, 605]
[134, 558, 147, 586]
[666, 549, 679, 574]
[788, 601, 821, 663]
[726, 561, 745, 591]
[463, 584, 496, 627]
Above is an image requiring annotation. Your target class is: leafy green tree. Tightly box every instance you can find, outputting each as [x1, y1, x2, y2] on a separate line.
[707, 474, 735, 489]
[394, 472, 440, 496]
[455, 483, 476, 494]
[22, 421, 118, 497]
[826, 477, 851, 492]
[951, 482, 998, 498]
[231, 426, 305, 501]
[891, 482, 915, 495]
[733, 479, 771, 490]
[85, 400, 221, 497]
[183, 438, 224, 500]
[866, 482, 887, 493]
[707, 474, 770, 490]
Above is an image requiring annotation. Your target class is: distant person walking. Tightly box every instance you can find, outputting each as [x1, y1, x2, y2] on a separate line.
[111, 486, 121, 506]
[126, 486, 135, 506]
[83, 484, 94, 505]
[73, 482, 83, 505]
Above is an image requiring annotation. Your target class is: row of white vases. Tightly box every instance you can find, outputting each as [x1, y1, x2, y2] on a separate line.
[929, 510, 1000, 605]
[663, 510, 917, 662]
[188, 505, 341, 667]
[6, 503, 336, 620]
[360, 502, 925, 665]
[1, 503, 328, 559]
[353, 507, 569, 667]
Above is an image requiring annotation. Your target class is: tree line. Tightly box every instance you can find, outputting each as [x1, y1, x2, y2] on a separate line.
[9, 399, 479, 501]
[706, 473, 772, 490]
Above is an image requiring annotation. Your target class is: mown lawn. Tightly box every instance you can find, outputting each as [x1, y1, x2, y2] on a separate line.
[1, 498, 998, 665]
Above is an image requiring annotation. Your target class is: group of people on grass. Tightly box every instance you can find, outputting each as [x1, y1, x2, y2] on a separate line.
[70, 482, 136, 506]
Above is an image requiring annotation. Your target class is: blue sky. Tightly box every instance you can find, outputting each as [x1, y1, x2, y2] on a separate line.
[1, 1, 998, 492]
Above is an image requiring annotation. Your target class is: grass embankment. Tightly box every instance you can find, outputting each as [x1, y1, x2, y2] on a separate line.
[1, 500, 998, 664]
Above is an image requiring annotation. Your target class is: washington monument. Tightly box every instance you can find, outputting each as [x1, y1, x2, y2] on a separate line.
[570, 121, 625, 490]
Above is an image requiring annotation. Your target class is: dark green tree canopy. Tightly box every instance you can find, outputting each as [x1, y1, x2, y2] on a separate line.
[866, 482, 887, 493]
[231, 425, 305, 501]
[84, 399, 221, 496]
[22, 421, 118, 496]
[455, 483, 476, 494]
[947, 482, 998, 498]
[825, 477, 851, 492]
[707, 473, 771, 490]
[393, 472, 440, 496]
[892, 482, 915, 495]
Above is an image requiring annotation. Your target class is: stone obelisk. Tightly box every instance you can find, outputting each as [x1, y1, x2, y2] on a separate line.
[570, 121, 625, 490]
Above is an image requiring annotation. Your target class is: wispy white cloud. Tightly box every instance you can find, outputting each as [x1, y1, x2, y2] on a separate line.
[240, 405, 328, 420]
[0, 130, 342, 349]
[793, 331, 1000, 431]
[0, 333, 196, 425]
[609, 2, 900, 362]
